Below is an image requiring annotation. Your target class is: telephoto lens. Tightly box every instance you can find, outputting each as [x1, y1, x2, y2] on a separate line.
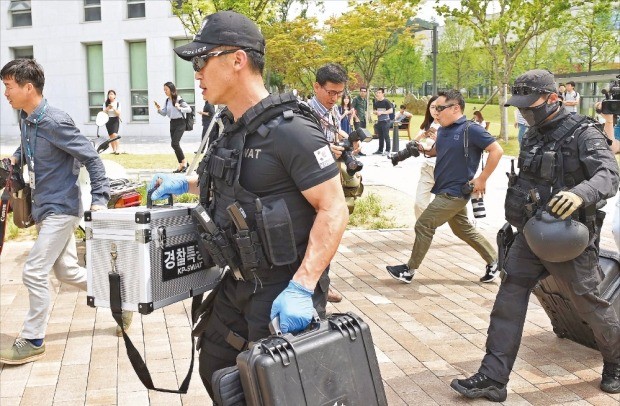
[471, 197, 486, 218]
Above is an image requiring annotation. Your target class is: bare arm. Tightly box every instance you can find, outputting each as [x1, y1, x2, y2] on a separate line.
[471, 141, 503, 195]
[293, 175, 348, 290]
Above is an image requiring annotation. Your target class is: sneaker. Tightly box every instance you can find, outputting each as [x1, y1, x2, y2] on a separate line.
[600, 362, 620, 394]
[327, 287, 343, 303]
[115, 311, 134, 337]
[386, 264, 414, 284]
[450, 372, 507, 402]
[480, 261, 500, 283]
[357, 152, 366, 156]
[0, 338, 46, 365]
[373, 150, 383, 155]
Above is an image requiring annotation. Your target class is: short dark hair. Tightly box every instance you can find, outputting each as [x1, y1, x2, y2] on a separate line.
[0, 58, 45, 94]
[315, 63, 348, 86]
[438, 89, 465, 111]
[400, 104, 406, 109]
[376, 88, 385, 93]
[566, 81, 576, 87]
[245, 49, 265, 75]
[558, 82, 565, 87]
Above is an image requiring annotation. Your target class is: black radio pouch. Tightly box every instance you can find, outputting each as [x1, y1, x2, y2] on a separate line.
[233, 229, 269, 271]
[258, 198, 297, 266]
[540, 150, 557, 182]
[504, 183, 532, 229]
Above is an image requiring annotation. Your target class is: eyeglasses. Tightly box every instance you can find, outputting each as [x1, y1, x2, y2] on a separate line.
[321, 86, 345, 98]
[191, 48, 251, 72]
[430, 104, 456, 112]
[511, 84, 551, 96]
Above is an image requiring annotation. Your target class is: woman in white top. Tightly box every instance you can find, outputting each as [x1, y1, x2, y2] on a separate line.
[155, 82, 192, 173]
[413, 95, 440, 221]
[103, 90, 121, 154]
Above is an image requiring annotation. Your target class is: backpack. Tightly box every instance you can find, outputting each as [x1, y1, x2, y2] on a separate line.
[179, 98, 194, 131]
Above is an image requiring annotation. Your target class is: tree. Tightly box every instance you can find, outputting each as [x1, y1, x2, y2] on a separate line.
[565, 0, 620, 72]
[436, 0, 576, 141]
[377, 35, 426, 94]
[323, 0, 419, 123]
[437, 18, 479, 93]
[262, 17, 326, 92]
[170, 0, 281, 35]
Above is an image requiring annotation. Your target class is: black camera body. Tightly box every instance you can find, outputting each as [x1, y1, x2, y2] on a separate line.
[601, 74, 620, 115]
[0, 158, 27, 191]
[335, 125, 370, 176]
[390, 141, 420, 166]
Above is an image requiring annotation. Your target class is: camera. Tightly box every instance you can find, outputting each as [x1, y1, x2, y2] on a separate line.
[601, 74, 620, 115]
[461, 182, 486, 219]
[336, 125, 370, 176]
[0, 158, 27, 191]
[389, 141, 420, 166]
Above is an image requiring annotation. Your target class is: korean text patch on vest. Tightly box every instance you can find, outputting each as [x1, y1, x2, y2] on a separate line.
[314, 145, 335, 169]
[85, 205, 221, 314]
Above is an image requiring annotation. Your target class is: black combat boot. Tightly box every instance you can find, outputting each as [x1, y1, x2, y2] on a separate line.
[600, 362, 620, 394]
[450, 372, 507, 402]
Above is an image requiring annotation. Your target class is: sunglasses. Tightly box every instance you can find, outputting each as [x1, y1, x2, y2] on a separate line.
[321, 86, 345, 98]
[191, 48, 252, 72]
[511, 84, 551, 96]
[430, 104, 456, 112]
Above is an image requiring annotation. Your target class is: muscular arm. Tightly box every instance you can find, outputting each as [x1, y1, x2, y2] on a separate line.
[472, 141, 503, 195]
[293, 175, 348, 290]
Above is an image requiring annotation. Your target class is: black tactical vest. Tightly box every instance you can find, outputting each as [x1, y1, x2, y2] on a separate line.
[196, 93, 322, 275]
[505, 114, 594, 229]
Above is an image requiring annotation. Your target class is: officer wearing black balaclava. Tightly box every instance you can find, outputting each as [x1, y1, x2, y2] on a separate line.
[451, 69, 620, 401]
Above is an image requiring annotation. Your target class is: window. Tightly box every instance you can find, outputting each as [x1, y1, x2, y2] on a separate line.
[127, 0, 145, 19]
[86, 44, 104, 122]
[129, 41, 148, 121]
[84, 0, 101, 22]
[9, 0, 32, 27]
[12, 46, 33, 59]
[174, 39, 195, 107]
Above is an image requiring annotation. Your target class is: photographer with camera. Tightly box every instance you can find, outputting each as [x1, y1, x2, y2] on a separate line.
[386, 89, 503, 284]
[451, 69, 620, 401]
[308, 63, 364, 303]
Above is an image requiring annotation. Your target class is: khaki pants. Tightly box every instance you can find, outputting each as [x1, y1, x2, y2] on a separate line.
[407, 193, 496, 270]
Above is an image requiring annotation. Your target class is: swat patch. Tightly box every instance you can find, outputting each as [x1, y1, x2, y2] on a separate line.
[314, 145, 335, 169]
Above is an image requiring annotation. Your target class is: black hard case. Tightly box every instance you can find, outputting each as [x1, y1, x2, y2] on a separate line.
[532, 249, 620, 350]
[236, 312, 388, 406]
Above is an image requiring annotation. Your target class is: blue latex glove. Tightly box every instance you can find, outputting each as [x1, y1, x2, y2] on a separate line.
[270, 281, 314, 334]
[148, 173, 189, 201]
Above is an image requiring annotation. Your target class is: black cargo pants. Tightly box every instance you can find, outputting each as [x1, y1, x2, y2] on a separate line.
[479, 233, 620, 384]
[198, 267, 329, 399]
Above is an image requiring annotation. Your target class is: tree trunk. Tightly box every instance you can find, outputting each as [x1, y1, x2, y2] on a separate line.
[499, 83, 509, 142]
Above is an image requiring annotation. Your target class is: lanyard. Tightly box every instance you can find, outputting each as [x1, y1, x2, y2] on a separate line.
[22, 103, 48, 171]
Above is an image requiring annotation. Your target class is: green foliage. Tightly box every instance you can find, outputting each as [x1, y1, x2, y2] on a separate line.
[5, 213, 38, 241]
[348, 193, 397, 230]
[376, 35, 426, 93]
[436, 0, 577, 141]
[437, 18, 479, 91]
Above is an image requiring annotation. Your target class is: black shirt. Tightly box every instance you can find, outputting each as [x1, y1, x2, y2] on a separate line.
[202, 101, 215, 126]
[373, 99, 392, 122]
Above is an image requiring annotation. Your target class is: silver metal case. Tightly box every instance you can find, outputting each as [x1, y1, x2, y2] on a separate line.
[85, 205, 221, 314]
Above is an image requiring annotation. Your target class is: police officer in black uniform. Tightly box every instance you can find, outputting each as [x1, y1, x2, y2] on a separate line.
[151, 11, 348, 400]
[451, 69, 620, 401]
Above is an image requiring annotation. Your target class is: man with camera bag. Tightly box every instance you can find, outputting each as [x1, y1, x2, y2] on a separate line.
[451, 69, 620, 401]
[151, 11, 348, 400]
[0, 59, 110, 365]
[386, 89, 503, 284]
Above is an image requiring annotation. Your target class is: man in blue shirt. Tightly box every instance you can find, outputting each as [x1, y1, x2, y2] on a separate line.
[386, 89, 503, 284]
[1, 59, 110, 365]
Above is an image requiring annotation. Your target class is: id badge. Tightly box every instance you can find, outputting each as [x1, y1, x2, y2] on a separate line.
[27, 166, 35, 189]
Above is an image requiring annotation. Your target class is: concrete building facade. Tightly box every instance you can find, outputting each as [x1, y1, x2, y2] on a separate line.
[0, 0, 202, 140]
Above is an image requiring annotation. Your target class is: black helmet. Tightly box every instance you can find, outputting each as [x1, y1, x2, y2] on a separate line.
[523, 211, 589, 262]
